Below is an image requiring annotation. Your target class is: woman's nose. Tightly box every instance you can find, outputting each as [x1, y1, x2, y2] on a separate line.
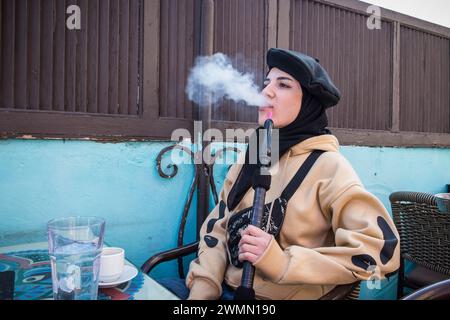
[262, 84, 275, 99]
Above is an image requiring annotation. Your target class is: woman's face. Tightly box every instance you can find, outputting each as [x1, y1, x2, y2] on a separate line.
[258, 67, 303, 128]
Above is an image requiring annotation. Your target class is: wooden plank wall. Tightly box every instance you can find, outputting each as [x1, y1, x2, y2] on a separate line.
[400, 26, 450, 133]
[290, 0, 393, 131]
[0, 0, 449, 140]
[0, 0, 141, 116]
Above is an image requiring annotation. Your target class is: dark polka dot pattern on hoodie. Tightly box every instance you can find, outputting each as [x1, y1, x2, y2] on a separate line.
[206, 201, 226, 233]
[204, 235, 219, 248]
[351, 254, 377, 270]
[377, 216, 399, 265]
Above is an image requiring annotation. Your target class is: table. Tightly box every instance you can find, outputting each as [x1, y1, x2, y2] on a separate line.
[0, 242, 179, 300]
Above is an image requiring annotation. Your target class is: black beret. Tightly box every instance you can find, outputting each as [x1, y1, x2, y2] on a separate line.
[267, 48, 341, 108]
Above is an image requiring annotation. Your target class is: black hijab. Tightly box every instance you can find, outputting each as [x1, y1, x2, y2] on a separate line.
[226, 49, 341, 211]
[226, 90, 330, 211]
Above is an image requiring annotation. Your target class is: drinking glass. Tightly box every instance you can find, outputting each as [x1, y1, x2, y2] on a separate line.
[47, 216, 105, 300]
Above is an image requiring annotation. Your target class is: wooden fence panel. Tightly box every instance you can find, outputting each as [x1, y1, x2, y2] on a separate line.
[290, 0, 393, 130]
[0, 0, 141, 116]
[400, 26, 450, 133]
[212, 0, 266, 123]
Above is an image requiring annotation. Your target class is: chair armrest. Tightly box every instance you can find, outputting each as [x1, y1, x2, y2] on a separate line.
[401, 279, 450, 300]
[389, 191, 437, 206]
[141, 241, 199, 274]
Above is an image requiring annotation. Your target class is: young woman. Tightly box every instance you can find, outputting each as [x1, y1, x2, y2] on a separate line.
[160, 48, 400, 300]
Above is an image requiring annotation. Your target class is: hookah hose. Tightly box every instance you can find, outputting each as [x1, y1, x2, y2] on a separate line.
[234, 118, 274, 300]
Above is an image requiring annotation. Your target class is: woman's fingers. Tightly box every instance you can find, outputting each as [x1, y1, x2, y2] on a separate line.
[241, 225, 265, 237]
[238, 225, 273, 264]
[238, 251, 259, 264]
[239, 234, 263, 247]
[239, 226, 272, 247]
[239, 243, 264, 256]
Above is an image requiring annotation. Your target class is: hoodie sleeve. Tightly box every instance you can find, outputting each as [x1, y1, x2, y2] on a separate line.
[185, 164, 239, 300]
[253, 154, 400, 286]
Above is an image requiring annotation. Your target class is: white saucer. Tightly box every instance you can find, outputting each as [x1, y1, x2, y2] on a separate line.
[99, 264, 138, 288]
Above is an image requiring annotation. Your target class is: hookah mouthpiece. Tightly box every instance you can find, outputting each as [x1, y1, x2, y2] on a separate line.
[260, 118, 274, 167]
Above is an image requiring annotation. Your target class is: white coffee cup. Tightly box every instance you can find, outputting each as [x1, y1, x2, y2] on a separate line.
[99, 247, 125, 283]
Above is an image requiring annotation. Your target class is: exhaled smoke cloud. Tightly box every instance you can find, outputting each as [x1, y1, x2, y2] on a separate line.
[186, 53, 268, 107]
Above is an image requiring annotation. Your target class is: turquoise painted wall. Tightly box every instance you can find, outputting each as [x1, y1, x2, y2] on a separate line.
[0, 139, 239, 282]
[0, 139, 449, 299]
[340, 145, 450, 299]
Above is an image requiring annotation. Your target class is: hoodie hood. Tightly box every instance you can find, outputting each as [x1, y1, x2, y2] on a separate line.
[289, 134, 339, 156]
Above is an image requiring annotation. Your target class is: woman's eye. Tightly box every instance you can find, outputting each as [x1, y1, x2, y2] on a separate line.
[279, 83, 291, 88]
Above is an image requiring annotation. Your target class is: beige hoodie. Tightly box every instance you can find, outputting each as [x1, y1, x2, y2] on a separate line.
[186, 134, 400, 300]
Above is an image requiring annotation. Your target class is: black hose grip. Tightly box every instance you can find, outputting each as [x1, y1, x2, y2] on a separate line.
[252, 173, 271, 190]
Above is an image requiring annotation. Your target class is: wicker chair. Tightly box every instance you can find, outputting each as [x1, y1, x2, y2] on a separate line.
[390, 191, 450, 299]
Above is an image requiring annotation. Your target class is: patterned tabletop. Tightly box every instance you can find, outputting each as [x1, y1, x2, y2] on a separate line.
[0, 242, 179, 300]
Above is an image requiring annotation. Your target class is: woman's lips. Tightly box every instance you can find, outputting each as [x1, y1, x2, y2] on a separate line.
[259, 107, 273, 120]
[259, 106, 273, 113]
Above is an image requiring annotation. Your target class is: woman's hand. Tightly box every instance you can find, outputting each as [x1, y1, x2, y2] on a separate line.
[238, 225, 272, 264]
